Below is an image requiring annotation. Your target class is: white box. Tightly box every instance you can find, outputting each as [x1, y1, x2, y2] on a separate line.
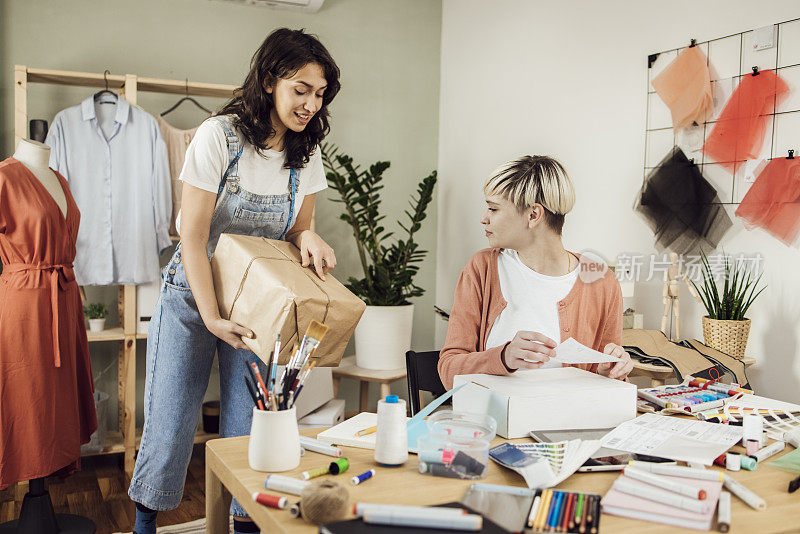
[276, 365, 333, 419]
[298, 398, 345, 429]
[453, 367, 637, 439]
[136, 280, 161, 334]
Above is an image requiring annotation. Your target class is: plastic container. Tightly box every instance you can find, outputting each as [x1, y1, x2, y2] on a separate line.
[416, 411, 496, 480]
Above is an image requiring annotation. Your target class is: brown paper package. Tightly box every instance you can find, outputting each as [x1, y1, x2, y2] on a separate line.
[211, 234, 366, 367]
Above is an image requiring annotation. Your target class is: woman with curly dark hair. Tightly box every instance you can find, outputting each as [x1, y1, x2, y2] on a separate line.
[128, 28, 340, 534]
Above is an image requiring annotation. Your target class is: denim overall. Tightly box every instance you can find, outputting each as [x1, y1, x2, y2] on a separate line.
[128, 118, 298, 517]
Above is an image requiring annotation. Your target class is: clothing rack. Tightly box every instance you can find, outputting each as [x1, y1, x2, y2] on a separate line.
[13, 65, 236, 479]
[642, 17, 800, 206]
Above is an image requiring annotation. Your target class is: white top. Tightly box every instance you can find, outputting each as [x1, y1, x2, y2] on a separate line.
[485, 249, 578, 368]
[176, 116, 327, 232]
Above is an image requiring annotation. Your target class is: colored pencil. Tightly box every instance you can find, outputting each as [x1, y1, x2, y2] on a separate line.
[560, 492, 574, 532]
[570, 493, 584, 530]
[545, 491, 559, 530]
[590, 495, 600, 534]
[579, 494, 589, 533]
[550, 491, 564, 530]
[534, 490, 552, 531]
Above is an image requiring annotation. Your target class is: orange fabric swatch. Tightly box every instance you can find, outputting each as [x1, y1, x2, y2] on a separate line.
[703, 69, 789, 174]
[652, 46, 714, 130]
[735, 157, 800, 246]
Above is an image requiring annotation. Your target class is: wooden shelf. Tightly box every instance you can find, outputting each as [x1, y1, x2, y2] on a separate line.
[82, 428, 218, 457]
[23, 67, 235, 99]
[87, 327, 147, 342]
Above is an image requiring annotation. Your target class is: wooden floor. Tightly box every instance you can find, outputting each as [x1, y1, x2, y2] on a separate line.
[0, 445, 207, 534]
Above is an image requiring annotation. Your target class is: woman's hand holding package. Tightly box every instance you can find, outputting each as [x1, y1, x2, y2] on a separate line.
[501, 331, 557, 370]
[207, 317, 254, 351]
[597, 343, 633, 380]
[295, 229, 336, 280]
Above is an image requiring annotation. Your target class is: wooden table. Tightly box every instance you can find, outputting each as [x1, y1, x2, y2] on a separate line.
[206, 429, 800, 533]
[631, 357, 756, 387]
[331, 356, 406, 411]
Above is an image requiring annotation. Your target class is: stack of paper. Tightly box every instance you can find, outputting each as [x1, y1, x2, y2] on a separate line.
[489, 439, 600, 489]
[602, 473, 723, 530]
[600, 413, 742, 465]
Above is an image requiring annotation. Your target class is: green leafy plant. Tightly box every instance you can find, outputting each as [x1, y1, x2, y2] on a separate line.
[83, 302, 108, 320]
[690, 251, 765, 321]
[321, 143, 437, 306]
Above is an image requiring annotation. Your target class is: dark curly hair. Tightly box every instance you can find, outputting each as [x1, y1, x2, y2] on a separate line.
[217, 28, 340, 170]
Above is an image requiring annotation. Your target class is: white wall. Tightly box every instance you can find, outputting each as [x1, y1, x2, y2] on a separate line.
[437, 1, 800, 403]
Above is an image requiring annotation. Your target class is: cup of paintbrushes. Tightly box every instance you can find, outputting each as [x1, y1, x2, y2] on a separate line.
[248, 405, 302, 472]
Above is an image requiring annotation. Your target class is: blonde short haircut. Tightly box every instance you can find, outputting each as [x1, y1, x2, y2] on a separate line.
[483, 155, 576, 234]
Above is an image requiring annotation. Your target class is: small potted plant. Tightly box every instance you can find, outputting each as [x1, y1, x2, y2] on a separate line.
[322, 143, 436, 370]
[84, 302, 108, 333]
[691, 252, 765, 359]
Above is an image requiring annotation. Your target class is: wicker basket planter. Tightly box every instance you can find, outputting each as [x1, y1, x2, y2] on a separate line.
[702, 317, 751, 360]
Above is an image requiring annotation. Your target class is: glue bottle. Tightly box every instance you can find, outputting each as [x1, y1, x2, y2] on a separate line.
[374, 395, 408, 466]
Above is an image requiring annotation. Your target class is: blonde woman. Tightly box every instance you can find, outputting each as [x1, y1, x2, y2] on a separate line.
[438, 156, 633, 389]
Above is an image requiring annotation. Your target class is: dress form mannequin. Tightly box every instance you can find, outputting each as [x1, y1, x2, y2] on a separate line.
[13, 139, 67, 217]
[0, 141, 94, 534]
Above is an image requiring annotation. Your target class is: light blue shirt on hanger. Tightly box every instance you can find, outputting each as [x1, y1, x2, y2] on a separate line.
[45, 96, 172, 286]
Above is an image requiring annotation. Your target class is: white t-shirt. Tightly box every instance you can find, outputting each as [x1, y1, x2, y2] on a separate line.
[176, 116, 327, 233]
[485, 249, 579, 369]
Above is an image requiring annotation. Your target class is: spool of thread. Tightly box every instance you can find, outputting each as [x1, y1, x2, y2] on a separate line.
[299, 479, 350, 525]
[746, 439, 760, 457]
[725, 453, 741, 471]
[742, 414, 763, 446]
[713, 454, 727, 468]
[740, 455, 757, 471]
[330, 458, 349, 475]
[252, 492, 288, 509]
[351, 469, 376, 485]
[374, 395, 408, 466]
[302, 465, 330, 481]
[264, 474, 310, 496]
[289, 501, 302, 518]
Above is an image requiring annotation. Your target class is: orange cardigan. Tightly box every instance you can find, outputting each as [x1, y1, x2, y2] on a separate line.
[438, 248, 623, 389]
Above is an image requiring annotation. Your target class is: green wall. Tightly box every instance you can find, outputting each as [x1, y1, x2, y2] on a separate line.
[0, 0, 441, 426]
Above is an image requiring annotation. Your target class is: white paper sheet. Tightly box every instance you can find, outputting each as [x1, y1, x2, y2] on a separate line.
[548, 337, 618, 364]
[600, 413, 742, 465]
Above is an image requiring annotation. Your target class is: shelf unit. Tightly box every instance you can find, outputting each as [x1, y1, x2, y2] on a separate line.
[14, 65, 236, 479]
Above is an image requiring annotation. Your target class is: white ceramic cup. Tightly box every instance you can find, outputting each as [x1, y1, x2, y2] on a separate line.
[248, 406, 302, 472]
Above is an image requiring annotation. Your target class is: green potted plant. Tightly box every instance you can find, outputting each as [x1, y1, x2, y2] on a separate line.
[321, 143, 436, 370]
[691, 252, 765, 359]
[84, 302, 108, 333]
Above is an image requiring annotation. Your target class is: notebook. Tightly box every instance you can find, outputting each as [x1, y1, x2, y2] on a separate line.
[319, 502, 509, 534]
[601, 474, 723, 531]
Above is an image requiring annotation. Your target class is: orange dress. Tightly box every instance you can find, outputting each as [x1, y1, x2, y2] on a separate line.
[0, 158, 96, 489]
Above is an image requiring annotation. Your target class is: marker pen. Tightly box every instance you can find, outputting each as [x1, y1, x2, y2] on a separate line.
[750, 440, 785, 463]
[783, 429, 800, 448]
[628, 462, 724, 482]
[723, 475, 767, 510]
[623, 467, 706, 499]
[363, 509, 482, 531]
[717, 491, 731, 532]
[299, 436, 343, 458]
[264, 475, 309, 496]
[353, 503, 467, 518]
[614, 477, 707, 513]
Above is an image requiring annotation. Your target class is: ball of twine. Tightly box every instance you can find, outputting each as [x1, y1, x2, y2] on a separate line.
[299, 479, 349, 525]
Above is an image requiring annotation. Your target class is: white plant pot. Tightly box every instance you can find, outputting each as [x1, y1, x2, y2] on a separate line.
[248, 406, 301, 472]
[88, 318, 106, 332]
[354, 304, 414, 370]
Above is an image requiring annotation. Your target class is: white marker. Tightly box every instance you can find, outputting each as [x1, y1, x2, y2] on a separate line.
[299, 436, 343, 457]
[354, 503, 467, 518]
[751, 440, 785, 463]
[363, 509, 482, 531]
[614, 477, 707, 513]
[628, 461, 724, 482]
[623, 467, 706, 499]
[723, 475, 766, 511]
[717, 491, 731, 533]
[783, 429, 800, 448]
[264, 474, 309, 496]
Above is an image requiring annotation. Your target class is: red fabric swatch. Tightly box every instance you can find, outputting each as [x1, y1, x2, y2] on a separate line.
[735, 157, 800, 246]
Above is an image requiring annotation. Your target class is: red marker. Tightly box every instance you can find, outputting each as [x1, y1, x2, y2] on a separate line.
[253, 492, 288, 509]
